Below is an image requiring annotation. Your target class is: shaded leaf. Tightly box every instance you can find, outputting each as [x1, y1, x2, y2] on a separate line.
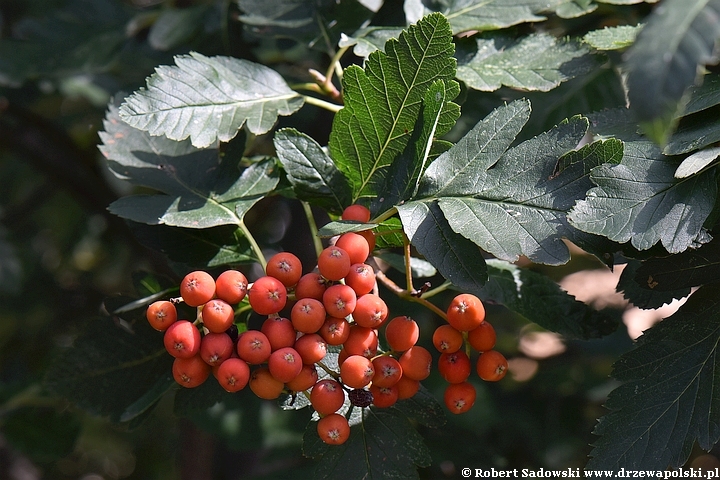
[303, 408, 431, 479]
[3, 407, 82, 462]
[411, 0, 547, 35]
[663, 106, 720, 155]
[587, 286, 720, 471]
[43, 317, 173, 423]
[129, 223, 259, 267]
[568, 141, 716, 253]
[583, 24, 642, 50]
[338, 28, 404, 58]
[481, 259, 621, 339]
[624, 0, 720, 142]
[101, 103, 279, 229]
[391, 384, 446, 428]
[274, 128, 352, 214]
[675, 146, 720, 178]
[375, 252, 437, 278]
[397, 201, 488, 292]
[616, 260, 691, 309]
[328, 13, 459, 202]
[683, 74, 720, 115]
[119, 52, 304, 148]
[147, 6, 212, 51]
[634, 241, 720, 291]
[456, 33, 599, 92]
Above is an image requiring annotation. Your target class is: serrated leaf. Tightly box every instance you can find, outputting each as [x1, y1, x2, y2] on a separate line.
[683, 74, 720, 115]
[663, 106, 720, 155]
[129, 223, 258, 267]
[119, 52, 304, 148]
[237, 0, 373, 50]
[101, 103, 279, 229]
[481, 259, 620, 339]
[391, 384, 446, 428]
[421, 103, 620, 265]
[303, 408, 431, 479]
[583, 24, 642, 50]
[675, 146, 720, 178]
[635, 241, 720, 291]
[329, 13, 459, 202]
[416, 0, 547, 34]
[317, 220, 376, 237]
[43, 317, 173, 423]
[456, 33, 599, 92]
[338, 28, 404, 58]
[617, 260, 691, 309]
[587, 285, 720, 471]
[568, 141, 717, 253]
[274, 128, 351, 214]
[372, 80, 448, 213]
[397, 201, 488, 293]
[624, 0, 720, 140]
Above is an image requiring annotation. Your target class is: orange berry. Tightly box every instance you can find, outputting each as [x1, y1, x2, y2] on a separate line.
[172, 355, 211, 388]
[310, 379, 345, 415]
[444, 381, 476, 414]
[344, 263, 376, 296]
[317, 413, 350, 445]
[369, 384, 399, 408]
[343, 325, 378, 358]
[476, 350, 508, 382]
[180, 271, 216, 307]
[266, 251, 303, 287]
[249, 367, 285, 399]
[371, 356, 402, 388]
[294, 272, 328, 300]
[467, 321, 496, 352]
[248, 276, 287, 315]
[317, 246, 351, 281]
[335, 232, 370, 265]
[396, 375, 420, 400]
[164, 320, 202, 358]
[398, 346, 432, 381]
[437, 351, 471, 384]
[146, 300, 178, 331]
[293, 333, 327, 364]
[340, 355, 375, 389]
[261, 316, 297, 351]
[319, 317, 351, 346]
[384, 316, 419, 352]
[432, 324, 464, 353]
[353, 294, 388, 329]
[286, 364, 318, 392]
[341, 204, 371, 223]
[267, 347, 303, 383]
[291, 297, 326, 333]
[215, 270, 248, 304]
[216, 358, 250, 392]
[322, 284, 357, 318]
[201, 299, 235, 333]
[446, 293, 485, 331]
[199, 332, 234, 366]
[236, 330, 271, 364]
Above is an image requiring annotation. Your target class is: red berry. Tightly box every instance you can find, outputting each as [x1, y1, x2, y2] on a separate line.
[322, 284, 357, 318]
[172, 355, 211, 388]
[294, 272, 328, 300]
[319, 317, 351, 346]
[236, 330, 272, 364]
[215, 270, 248, 304]
[335, 232, 370, 265]
[180, 271, 216, 307]
[369, 384, 399, 408]
[291, 298, 326, 333]
[249, 367, 284, 399]
[344, 263, 376, 296]
[476, 350, 508, 382]
[261, 316, 297, 351]
[199, 332, 234, 366]
[467, 321, 496, 352]
[310, 379, 345, 415]
[371, 356, 403, 388]
[398, 346, 432, 381]
[444, 381, 476, 414]
[146, 300, 178, 331]
[266, 252, 303, 287]
[352, 294, 388, 329]
[438, 351, 472, 384]
[432, 324, 464, 353]
[343, 325, 378, 358]
[447, 293, 485, 331]
[317, 413, 350, 445]
[248, 276, 287, 315]
[396, 375, 420, 400]
[286, 364, 319, 392]
[384, 316, 419, 352]
[268, 347, 303, 383]
[216, 358, 250, 392]
[201, 299, 235, 333]
[340, 355, 375, 389]
[317, 246, 351, 281]
[164, 320, 201, 358]
[341, 204, 371, 223]
[293, 333, 327, 364]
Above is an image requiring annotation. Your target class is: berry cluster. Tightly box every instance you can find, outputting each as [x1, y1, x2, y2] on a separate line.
[145, 204, 508, 445]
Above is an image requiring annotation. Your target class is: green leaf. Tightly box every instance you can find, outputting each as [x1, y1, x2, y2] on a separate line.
[316, 220, 376, 237]
[120, 372, 176, 422]
[338, 28, 404, 58]
[481, 259, 621, 339]
[413, 0, 547, 34]
[101, 103, 279, 229]
[674, 146, 720, 178]
[43, 317, 173, 423]
[303, 408, 432, 479]
[634, 241, 720, 291]
[663, 106, 720, 155]
[391, 384, 446, 428]
[274, 128, 352, 214]
[456, 33, 599, 92]
[147, 6, 211, 52]
[328, 13, 459, 202]
[375, 252, 438, 278]
[421, 103, 620, 265]
[683, 74, 720, 115]
[587, 285, 720, 471]
[624, 0, 720, 142]
[372, 80, 449, 213]
[397, 201, 488, 292]
[129, 223, 259, 267]
[568, 141, 717, 254]
[119, 52, 304, 148]
[616, 260, 691, 310]
[582, 24, 643, 50]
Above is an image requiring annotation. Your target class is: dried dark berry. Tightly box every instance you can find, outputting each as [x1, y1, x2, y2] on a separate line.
[349, 388, 373, 408]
